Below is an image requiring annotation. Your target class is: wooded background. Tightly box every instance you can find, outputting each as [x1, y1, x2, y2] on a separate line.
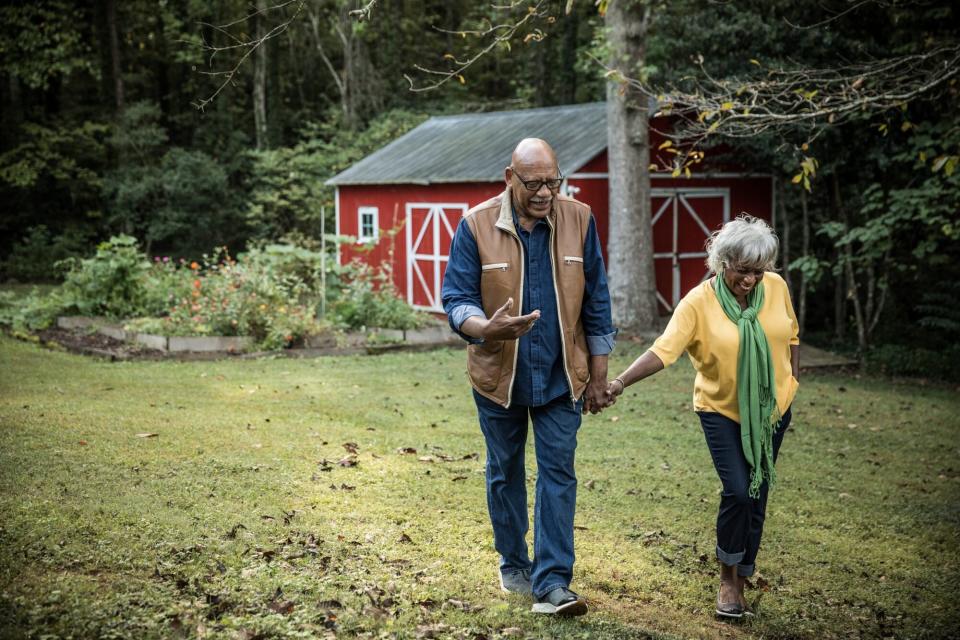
[1, 0, 957, 374]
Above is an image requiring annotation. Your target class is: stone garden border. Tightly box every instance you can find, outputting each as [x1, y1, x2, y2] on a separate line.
[55, 316, 458, 355]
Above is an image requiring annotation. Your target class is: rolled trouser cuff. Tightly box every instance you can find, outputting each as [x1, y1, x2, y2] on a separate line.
[716, 544, 745, 566]
[737, 563, 755, 577]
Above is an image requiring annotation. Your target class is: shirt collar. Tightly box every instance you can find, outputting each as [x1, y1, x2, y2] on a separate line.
[511, 205, 546, 235]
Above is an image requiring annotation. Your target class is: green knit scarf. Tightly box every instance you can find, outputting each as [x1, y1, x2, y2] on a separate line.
[713, 276, 781, 498]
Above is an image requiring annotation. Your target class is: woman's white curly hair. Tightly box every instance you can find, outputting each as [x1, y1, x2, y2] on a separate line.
[705, 214, 779, 275]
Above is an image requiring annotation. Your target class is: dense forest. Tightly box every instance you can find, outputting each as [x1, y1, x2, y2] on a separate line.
[1, 1, 957, 374]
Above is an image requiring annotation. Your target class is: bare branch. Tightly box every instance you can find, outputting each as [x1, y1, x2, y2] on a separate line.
[348, 0, 378, 22]
[405, 0, 551, 92]
[191, 0, 306, 111]
[594, 42, 960, 175]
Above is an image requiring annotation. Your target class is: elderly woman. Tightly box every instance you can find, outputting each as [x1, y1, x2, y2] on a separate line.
[607, 214, 799, 618]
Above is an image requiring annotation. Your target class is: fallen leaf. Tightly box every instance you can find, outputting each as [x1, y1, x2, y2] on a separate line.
[135, 433, 159, 438]
[268, 599, 295, 615]
[610, 415, 620, 422]
[398, 533, 413, 544]
[418, 456, 436, 463]
[338, 455, 358, 467]
[225, 523, 247, 539]
[317, 599, 342, 609]
[342, 442, 359, 454]
[397, 447, 417, 455]
[584, 479, 596, 490]
[415, 623, 450, 639]
[79, 440, 88, 445]
[446, 598, 483, 612]
[451, 475, 467, 481]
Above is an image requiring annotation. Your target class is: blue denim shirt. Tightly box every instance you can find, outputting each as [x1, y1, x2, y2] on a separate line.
[442, 209, 616, 407]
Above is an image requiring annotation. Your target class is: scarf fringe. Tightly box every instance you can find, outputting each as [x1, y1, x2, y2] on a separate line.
[748, 406, 781, 499]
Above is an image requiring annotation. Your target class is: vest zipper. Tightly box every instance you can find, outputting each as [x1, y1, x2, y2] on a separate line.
[503, 228, 524, 409]
[547, 217, 576, 405]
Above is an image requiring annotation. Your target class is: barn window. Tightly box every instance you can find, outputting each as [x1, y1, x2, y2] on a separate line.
[357, 206, 379, 243]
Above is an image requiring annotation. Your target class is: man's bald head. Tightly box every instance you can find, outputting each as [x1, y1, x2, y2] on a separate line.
[511, 138, 557, 171]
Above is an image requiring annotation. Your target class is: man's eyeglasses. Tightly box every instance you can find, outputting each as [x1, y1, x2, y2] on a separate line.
[511, 169, 563, 192]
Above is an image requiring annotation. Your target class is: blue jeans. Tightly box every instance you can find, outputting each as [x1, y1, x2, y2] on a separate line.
[473, 390, 582, 598]
[698, 406, 791, 577]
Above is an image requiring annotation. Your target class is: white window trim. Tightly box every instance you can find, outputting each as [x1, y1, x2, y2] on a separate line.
[357, 206, 379, 243]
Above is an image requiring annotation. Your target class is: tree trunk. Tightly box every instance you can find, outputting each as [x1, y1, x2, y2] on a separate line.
[834, 249, 846, 341]
[605, 0, 658, 334]
[561, 7, 579, 105]
[798, 187, 810, 336]
[832, 173, 866, 355]
[253, 0, 269, 150]
[105, 0, 124, 112]
[777, 177, 791, 294]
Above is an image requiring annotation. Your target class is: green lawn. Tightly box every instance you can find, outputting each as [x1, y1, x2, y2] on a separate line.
[1, 336, 958, 639]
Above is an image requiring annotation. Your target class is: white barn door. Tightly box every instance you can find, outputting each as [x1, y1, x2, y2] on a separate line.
[651, 188, 730, 312]
[405, 203, 468, 312]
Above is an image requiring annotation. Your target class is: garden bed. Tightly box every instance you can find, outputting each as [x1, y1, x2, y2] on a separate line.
[39, 315, 460, 361]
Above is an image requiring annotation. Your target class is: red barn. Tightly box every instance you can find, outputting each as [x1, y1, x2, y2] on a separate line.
[327, 102, 773, 315]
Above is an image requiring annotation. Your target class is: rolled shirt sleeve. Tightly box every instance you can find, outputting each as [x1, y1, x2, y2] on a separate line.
[648, 296, 697, 367]
[441, 218, 486, 344]
[581, 215, 617, 355]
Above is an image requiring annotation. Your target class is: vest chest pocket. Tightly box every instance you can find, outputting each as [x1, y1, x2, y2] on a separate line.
[480, 262, 515, 304]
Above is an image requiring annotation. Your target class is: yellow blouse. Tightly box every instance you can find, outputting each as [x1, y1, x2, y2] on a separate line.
[648, 272, 800, 423]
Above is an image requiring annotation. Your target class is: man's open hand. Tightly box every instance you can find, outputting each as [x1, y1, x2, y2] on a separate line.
[479, 298, 540, 341]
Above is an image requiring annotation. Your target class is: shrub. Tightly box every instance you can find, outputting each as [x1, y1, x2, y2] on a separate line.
[0, 287, 71, 332]
[138, 248, 324, 350]
[866, 343, 960, 382]
[1, 225, 94, 283]
[328, 261, 428, 331]
[58, 235, 149, 319]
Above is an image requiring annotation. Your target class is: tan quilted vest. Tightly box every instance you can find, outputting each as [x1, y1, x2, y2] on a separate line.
[463, 186, 591, 407]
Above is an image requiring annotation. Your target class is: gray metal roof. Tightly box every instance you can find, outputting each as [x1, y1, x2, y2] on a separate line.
[327, 102, 616, 186]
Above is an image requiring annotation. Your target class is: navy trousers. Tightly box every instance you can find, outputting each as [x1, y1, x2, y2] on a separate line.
[473, 390, 582, 598]
[698, 407, 791, 577]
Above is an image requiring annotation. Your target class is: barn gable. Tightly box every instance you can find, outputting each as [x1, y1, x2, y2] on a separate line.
[327, 102, 633, 186]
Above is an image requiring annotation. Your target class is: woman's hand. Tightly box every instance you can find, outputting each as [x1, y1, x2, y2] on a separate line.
[605, 378, 625, 403]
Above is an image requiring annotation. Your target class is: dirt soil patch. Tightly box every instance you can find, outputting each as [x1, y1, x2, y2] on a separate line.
[37, 327, 169, 361]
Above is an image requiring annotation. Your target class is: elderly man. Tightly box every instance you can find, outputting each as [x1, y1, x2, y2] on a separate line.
[441, 138, 616, 616]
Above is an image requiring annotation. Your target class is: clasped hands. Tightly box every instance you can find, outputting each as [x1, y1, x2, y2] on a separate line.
[469, 298, 627, 416]
[583, 375, 624, 415]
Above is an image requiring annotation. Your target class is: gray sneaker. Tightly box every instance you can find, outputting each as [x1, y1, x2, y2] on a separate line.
[531, 587, 588, 616]
[499, 568, 532, 595]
